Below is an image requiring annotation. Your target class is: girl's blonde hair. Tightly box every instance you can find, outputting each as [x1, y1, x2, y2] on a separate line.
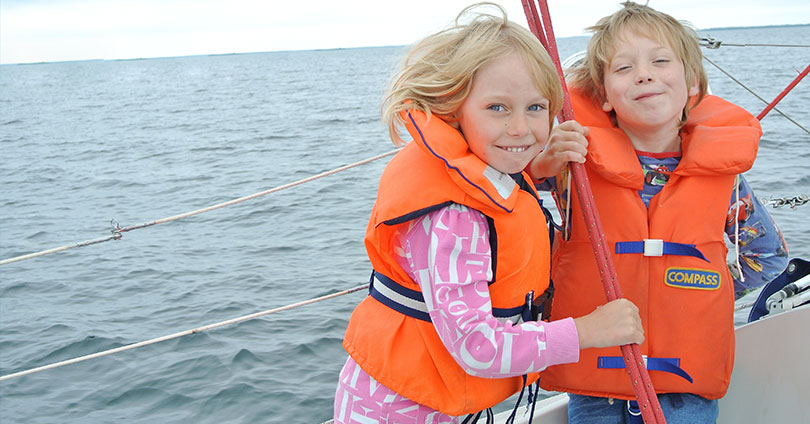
[382, 2, 563, 145]
[568, 1, 708, 126]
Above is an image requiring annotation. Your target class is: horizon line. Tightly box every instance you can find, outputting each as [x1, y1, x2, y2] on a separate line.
[2, 22, 807, 66]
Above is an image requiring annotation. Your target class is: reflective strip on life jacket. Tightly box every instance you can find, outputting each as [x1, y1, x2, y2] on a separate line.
[615, 240, 709, 262]
[368, 271, 538, 324]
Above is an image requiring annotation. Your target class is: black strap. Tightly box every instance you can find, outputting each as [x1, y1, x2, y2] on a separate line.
[533, 280, 555, 322]
[369, 271, 537, 323]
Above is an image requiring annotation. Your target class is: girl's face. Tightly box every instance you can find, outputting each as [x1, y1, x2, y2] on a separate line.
[601, 30, 698, 141]
[455, 53, 551, 175]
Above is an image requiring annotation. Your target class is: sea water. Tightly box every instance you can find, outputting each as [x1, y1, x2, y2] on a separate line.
[1, 25, 808, 423]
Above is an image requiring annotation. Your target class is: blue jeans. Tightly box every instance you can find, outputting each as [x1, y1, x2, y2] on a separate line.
[568, 393, 718, 424]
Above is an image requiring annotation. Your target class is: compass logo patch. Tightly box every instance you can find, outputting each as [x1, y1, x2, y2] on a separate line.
[665, 268, 721, 290]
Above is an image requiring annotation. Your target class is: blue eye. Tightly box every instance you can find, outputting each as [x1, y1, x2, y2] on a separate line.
[488, 104, 505, 112]
[528, 103, 547, 111]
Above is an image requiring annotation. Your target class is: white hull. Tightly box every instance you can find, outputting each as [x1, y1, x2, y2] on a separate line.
[718, 303, 810, 423]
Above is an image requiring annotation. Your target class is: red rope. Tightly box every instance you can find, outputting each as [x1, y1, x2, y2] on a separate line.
[520, 1, 666, 422]
[756, 63, 810, 120]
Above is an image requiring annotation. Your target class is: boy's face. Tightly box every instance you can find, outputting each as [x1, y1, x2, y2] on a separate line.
[455, 53, 550, 175]
[601, 30, 698, 139]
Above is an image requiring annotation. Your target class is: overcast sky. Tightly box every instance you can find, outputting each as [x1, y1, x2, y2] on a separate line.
[1, 0, 808, 64]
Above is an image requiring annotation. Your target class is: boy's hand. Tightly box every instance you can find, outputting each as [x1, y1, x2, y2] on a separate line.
[529, 120, 589, 179]
[573, 298, 644, 349]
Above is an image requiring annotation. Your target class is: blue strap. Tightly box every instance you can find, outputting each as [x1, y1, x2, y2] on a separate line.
[615, 240, 709, 262]
[461, 410, 482, 424]
[598, 356, 694, 383]
[369, 271, 531, 323]
[461, 406, 494, 423]
[369, 271, 432, 322]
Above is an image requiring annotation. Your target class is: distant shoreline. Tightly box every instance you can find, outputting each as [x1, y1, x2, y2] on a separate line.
[699, 23, 809, 31]
[4, 23, 807, 66]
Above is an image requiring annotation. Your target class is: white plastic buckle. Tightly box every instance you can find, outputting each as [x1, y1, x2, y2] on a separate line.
[627, 400, 642, 416]
[643, 239, 664, 257]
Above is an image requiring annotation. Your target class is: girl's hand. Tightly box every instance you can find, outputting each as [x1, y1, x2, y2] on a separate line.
[573, 298, 644, 349]
[529, 120, 589, 179]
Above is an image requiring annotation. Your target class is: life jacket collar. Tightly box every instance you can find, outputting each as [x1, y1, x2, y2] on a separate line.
[403, 109, 521, 213]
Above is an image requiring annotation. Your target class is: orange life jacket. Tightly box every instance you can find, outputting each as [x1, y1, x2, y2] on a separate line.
[539, 89, 761, 400]
[343, 110, 551, 415]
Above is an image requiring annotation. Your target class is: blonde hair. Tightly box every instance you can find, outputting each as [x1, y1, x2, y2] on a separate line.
[382, 2, 563, 145]
[568, 1, 708, 125]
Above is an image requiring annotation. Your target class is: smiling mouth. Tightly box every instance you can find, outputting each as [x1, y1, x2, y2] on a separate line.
[499, 146, 530, 153]
[635, 92, 660, 101]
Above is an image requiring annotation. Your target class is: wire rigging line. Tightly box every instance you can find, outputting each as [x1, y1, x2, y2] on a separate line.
[0, 149, 399, 266]
[702, 56, 810, 135]
[735, 301, 755, 311]
[0, 283, 370, 382]
[700, 37, 810, 49]
[716, 43, 810, 48]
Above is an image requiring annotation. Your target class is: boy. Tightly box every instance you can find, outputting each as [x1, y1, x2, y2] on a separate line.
[530, 2, 788, 422]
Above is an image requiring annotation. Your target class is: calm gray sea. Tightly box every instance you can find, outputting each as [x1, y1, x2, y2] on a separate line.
[1, 25, 809, 423]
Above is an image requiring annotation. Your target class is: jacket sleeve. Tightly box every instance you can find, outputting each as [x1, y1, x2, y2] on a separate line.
[726, 175, 789, 297]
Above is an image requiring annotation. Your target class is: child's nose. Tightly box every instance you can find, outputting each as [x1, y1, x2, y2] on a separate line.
[635, 66, 654, 84]
[507, 113, 529, 136]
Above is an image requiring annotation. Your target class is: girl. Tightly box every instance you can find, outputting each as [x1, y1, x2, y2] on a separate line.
[334, 3, 644, 423]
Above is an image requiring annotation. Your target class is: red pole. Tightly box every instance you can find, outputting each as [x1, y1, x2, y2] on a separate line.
[522, 1, 666, 422]
[757, 63, 810, 120]
[521, 0, 544, 44]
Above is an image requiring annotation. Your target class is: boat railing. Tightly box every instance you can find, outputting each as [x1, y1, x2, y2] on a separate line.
[0, 284, 370, 382]
[0, 149, 399, 266]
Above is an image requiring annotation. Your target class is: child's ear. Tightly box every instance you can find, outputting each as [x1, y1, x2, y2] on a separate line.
[445, 113, 461, 129]
[601, 101, 614, 113]
[688, 77, 700, 97]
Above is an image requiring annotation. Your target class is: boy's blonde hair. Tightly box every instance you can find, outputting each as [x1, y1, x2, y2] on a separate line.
[382, 2, 563, 145]
[569, 1, 708, 125]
